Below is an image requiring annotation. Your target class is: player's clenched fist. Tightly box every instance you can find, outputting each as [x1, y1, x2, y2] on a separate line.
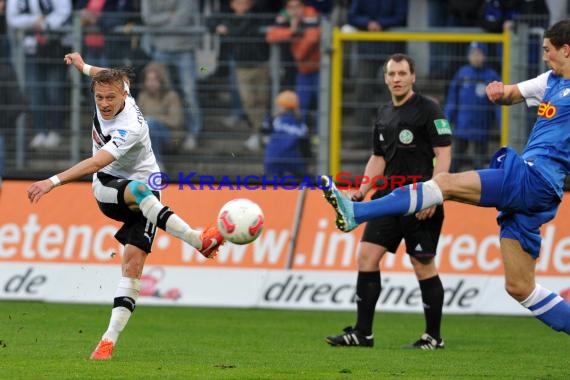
[64, 52, 86, 72]
[486, 81, 505, 103]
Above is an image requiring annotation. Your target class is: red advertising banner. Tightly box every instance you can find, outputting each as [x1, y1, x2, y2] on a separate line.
[1, 181, 569, 276]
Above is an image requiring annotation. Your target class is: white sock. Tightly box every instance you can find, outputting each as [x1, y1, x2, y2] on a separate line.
[422, 180, 444, 207]
[138, 195, 202, 248]
[520, 284, 548, 308]
[102, 277, 140, 344]
[102, 307, 131, 344]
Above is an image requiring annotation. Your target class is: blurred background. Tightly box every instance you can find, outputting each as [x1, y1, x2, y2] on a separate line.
[0, 0, 562, 185]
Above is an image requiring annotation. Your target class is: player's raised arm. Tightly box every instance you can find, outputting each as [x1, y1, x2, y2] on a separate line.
[64, 52, 107, 77]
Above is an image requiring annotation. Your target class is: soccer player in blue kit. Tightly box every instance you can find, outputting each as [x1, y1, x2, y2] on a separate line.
[321, 19, 570, 335]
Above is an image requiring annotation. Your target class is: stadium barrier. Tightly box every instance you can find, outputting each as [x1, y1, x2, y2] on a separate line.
[1, 180, 569, 315]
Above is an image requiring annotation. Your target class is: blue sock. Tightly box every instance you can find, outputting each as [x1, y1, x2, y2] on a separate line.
[535, 301, 570, 333]
[353, 180, 443, 224]
[522, 284, 570, 334]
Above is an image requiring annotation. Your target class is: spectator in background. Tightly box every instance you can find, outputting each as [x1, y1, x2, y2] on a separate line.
[428, 0, 482, 80]
[479, 0, 526, 33]
[207, 1, 247, 129]
[304, 0, 334, 16]
[348, 0, 408, 148]
[137, 62, 184, 167]
[253, 0, 283, 14]
[266, 0, 321, 132]
[211, 0, 271, 151]
[74, 0, 134, 69]
[478, 0, 525, 73]
[141, 0, 201, 152]
[0, 59, 25, 172]
[6, 0, 72, 150]
[445, 42, 501, 171]
[263, 90, 309, 177]
[0, 0, 25, 178]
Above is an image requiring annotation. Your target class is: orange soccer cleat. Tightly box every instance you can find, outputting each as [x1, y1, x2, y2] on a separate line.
[198, 226, 225, 259]
[90, 339, 114, 360]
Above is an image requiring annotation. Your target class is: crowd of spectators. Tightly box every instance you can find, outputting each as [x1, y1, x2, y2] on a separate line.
[0, 0, 559, 180]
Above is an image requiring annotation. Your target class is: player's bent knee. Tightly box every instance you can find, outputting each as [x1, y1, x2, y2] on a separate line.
[127, 180, 153, 204]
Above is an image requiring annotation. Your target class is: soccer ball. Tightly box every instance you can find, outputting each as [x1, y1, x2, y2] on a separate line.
[217, 198, 264, 245]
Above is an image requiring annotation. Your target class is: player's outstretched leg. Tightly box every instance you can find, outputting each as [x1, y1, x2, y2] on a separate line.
[319, 176, 444, 232]
[320, 175, 357, 232]
[520, 284, 570, 335]
[128, 181, 224, 258]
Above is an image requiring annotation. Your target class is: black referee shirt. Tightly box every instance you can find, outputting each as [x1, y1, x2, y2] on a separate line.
[373, 93, 452, 184]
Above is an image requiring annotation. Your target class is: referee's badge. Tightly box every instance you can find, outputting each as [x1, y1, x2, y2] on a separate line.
[399, 129, 413, 144]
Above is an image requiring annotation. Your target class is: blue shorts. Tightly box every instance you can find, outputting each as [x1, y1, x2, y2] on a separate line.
[478, 147, 560, 258]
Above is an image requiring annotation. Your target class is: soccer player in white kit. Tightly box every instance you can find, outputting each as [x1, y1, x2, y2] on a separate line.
[26, 52, 225, 360]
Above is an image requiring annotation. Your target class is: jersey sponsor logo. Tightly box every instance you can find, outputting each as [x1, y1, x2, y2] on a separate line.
[537, 101, 556, 118]
[111, 132, 128, 149]
[379, 133, 385, 141]
[433, 119, 452, 135]
[399, 129, 413, 144]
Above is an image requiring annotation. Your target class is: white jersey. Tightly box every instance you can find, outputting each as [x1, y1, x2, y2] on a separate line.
[517, 70, 550, 107]
[91, 86, 159, 184]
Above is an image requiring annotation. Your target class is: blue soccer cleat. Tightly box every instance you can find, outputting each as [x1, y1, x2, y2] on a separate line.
[320, 175, 357, 232]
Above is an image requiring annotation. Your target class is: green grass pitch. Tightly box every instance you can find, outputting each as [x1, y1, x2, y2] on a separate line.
[1, 301, 568, 379]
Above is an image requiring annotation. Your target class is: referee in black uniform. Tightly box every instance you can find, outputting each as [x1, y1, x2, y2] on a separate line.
[326, 53, 452, 349]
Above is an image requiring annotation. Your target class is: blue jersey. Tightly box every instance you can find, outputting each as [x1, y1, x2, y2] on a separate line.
[263, 112, 309, 176]
[519, 71, 570, 197]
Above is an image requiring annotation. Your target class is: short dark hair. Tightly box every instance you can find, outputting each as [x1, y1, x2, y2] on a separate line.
[544, 19, 570, 49]
[383, 53, 416, 74]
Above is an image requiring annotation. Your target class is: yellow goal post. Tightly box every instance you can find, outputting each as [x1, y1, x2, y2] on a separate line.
[329, 29, 510, 175]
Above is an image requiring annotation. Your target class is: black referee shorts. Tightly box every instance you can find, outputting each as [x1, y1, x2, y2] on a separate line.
[361, 189, 444, 258]
[93, 173, 160, 254]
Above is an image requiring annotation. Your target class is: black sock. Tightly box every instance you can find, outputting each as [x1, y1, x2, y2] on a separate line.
[155, 206, 174, 230]
[354, 271, 381, 336]
[419, 275, 444, 340]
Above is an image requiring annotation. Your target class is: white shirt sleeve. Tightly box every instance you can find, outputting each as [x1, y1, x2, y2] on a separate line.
[517, 71, 551, 107]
